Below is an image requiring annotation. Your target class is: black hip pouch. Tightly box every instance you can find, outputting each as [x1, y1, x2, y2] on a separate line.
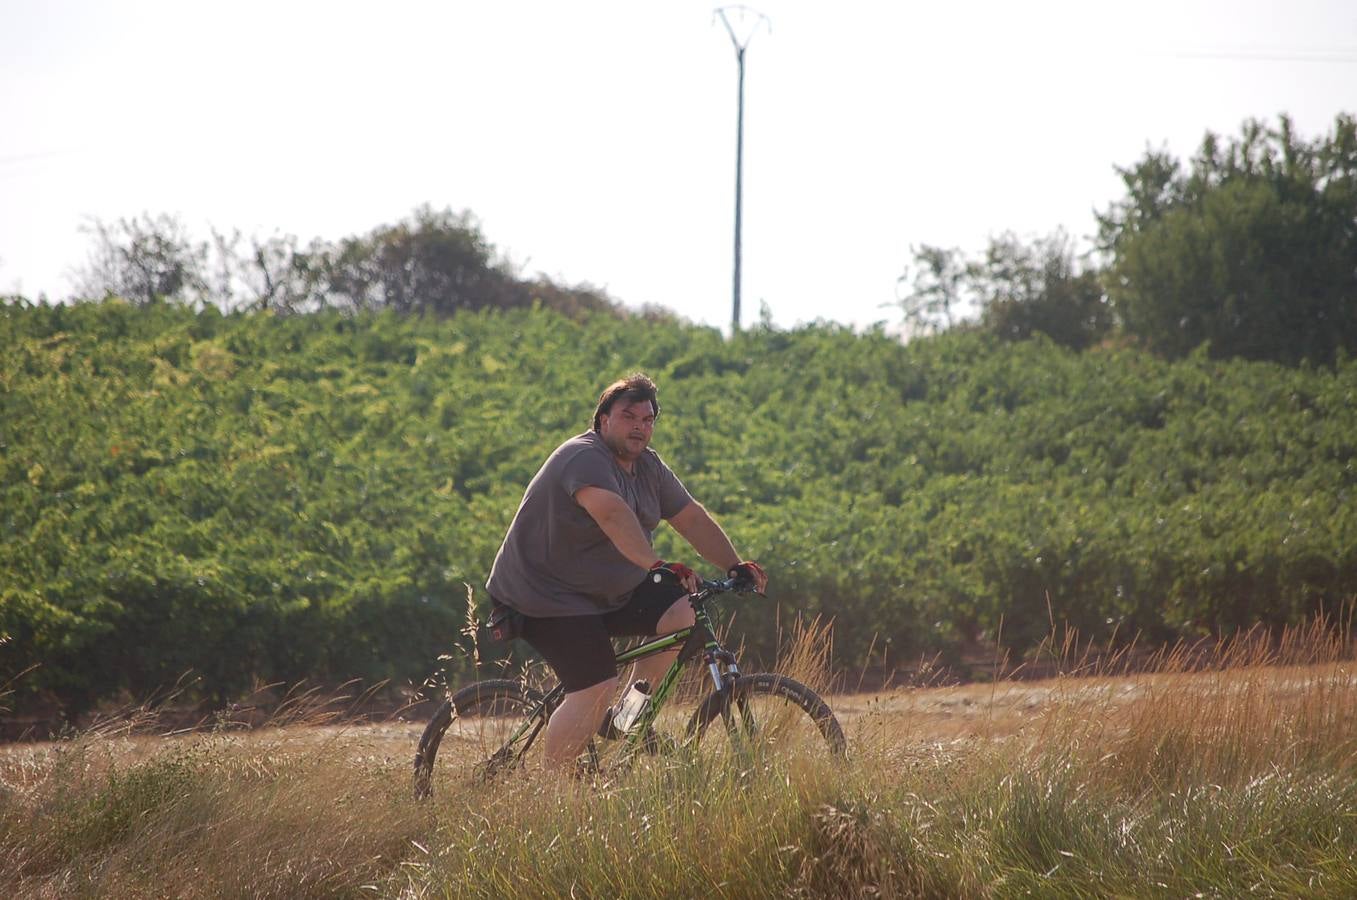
[486, 599, 525, 643]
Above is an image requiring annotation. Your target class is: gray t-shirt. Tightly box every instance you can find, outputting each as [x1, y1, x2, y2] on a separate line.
[485, 431, 694, 617]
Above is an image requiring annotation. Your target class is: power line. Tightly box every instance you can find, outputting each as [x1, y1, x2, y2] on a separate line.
[1145, 47, 1357, 63]
[0, 147, 82, 167]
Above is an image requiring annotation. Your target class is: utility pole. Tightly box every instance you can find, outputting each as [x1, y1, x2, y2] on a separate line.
[716, 6, 769, 334]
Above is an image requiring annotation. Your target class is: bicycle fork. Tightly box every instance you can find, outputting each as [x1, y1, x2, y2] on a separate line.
[705, 647, 740, 693]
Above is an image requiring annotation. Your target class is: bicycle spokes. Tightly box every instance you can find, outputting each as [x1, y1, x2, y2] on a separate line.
[691, 674, 846, 763]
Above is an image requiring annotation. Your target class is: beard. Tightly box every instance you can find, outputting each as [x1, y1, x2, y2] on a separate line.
[602, 428, 647, 460]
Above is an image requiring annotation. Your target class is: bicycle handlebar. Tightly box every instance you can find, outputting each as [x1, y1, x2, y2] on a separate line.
[692, 575, 762, 601]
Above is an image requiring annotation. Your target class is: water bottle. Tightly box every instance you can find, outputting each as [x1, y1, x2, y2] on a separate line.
[611, 680, 651, 734]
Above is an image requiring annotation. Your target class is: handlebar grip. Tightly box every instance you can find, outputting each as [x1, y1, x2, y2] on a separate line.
[700, 575, 756, 593]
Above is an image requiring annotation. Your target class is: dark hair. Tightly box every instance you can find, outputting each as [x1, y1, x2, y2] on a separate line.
[592, 373, 660, 432]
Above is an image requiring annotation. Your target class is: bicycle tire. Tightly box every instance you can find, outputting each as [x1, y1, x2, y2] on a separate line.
[413, 679, 556, 799]
[687, 672, 846, 759]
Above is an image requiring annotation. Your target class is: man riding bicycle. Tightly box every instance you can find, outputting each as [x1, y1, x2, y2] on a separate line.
[485, 373, 767, 772]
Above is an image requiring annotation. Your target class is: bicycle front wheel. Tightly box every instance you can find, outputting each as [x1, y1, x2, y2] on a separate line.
[413, 679, 555, 799]
[687, 672, 846, 762]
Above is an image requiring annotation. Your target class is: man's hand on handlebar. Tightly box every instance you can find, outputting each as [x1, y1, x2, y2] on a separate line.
[727, 560, 768, 594]
[649, 560, 700, 594]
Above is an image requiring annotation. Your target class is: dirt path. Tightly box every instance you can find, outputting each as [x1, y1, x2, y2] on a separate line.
[4, 662, 1352, 776]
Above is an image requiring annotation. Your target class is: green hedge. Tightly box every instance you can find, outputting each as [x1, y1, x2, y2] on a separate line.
[2, 299, 1354, 712]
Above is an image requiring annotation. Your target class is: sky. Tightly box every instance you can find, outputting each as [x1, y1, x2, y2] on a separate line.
[2, 0, 1355, 332]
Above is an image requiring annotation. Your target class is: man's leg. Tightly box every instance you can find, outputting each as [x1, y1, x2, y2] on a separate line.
[543, 676, 615, 770]
[627, 597, 696, 688]
[519, 613, 618, 773]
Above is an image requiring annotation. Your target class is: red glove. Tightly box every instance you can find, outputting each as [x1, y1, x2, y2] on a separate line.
[649, 560, 695, 585]
[727, 561, 767, 591]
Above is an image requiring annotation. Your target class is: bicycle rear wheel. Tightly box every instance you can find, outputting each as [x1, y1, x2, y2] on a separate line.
[413, 679, 556, 799]
[687, 672, 846, 762]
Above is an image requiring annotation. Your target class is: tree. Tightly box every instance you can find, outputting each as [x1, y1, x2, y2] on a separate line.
[211, 228, 325, 314]
[975, 231, 1112, 351]
[894, 233, 1112, 350]
[71, 206, 627, 319]
[1097, 114, 1357, 365]
[893, 244, 967, 338]
[75, 213, 209, 305]
[303, 205, 623, 319]
[315, 205, 523, 315]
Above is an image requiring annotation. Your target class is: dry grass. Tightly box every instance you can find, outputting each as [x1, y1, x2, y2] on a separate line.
[0, 723, 426, 898]
[846, 616, 1357, 754]
[3, 617, 1356, 897]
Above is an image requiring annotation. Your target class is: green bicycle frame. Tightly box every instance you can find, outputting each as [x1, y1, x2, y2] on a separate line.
[612, 598, 737, 752]
[492, 589, 740, 765]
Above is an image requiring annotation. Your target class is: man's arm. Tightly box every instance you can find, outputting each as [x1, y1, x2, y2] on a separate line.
[576, 487, 704, 593]
[574, 486, 665, 570]
[668, 501, 768, 592]
[667, 501, 741, 573]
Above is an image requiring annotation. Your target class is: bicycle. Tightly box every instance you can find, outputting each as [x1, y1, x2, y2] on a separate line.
[413, 575, 846, 798]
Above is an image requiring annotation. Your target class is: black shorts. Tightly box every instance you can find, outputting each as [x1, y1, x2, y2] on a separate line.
[510, 577, 688, 693]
